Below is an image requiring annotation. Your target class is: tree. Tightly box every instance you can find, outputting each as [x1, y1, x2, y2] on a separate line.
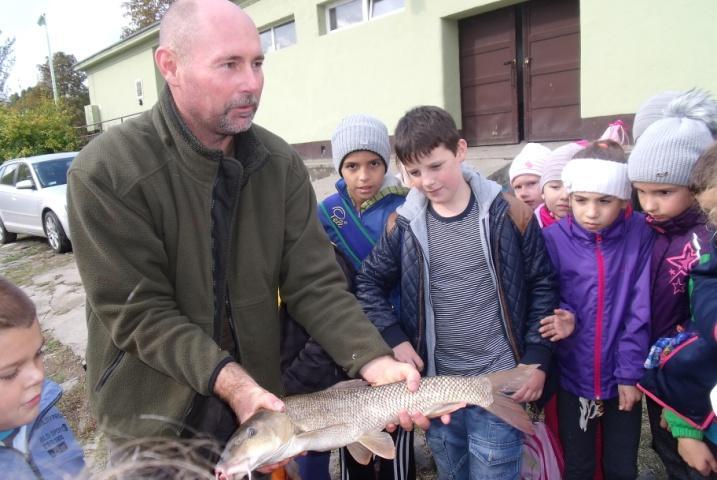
[0, 97, 81, 160]
[36, 52, 89, 127]
[121, 0, 175, 39]
[0, 30, 15, 102]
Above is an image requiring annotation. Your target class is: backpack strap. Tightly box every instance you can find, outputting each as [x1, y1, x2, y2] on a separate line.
[501, 192, 533, 236]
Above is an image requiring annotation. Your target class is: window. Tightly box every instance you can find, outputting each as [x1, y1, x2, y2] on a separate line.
[16, 163, 33, 186]
[326, 0, 404, 32]
[0, 164, 18, 186]
[259, 20, 297, 53]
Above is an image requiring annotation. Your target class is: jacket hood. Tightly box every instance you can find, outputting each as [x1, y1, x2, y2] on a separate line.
[396, 164, 502, 221]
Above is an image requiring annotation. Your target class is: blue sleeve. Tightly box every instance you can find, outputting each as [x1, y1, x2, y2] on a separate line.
[690, 242, 717, 345]
[355, 222, 409, 348]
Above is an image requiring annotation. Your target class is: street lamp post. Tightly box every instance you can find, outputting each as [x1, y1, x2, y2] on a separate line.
[37, 13, 59, 105]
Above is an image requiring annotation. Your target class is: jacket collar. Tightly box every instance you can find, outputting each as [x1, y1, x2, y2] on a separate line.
[396, 164, 501, 222]
[566, 209, 632, 244]
[647, 204, 706, 235]
[155, 86, 269, 184]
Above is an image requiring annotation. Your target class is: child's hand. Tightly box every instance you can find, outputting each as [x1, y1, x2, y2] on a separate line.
[677, 437, 717, 476]
[393, 341, 425, 372]
[510, 364, 546, 403]
[617, 384, 642, 411]
[539, 309, 575, 341]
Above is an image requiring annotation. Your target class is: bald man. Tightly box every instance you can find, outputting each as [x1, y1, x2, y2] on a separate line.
[68, 0, 426, 457]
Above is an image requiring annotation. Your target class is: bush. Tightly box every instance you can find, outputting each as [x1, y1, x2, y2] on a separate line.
[0, 97, 81, 160]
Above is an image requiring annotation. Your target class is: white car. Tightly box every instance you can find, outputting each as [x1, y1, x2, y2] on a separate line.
[0, 152, 77, 253]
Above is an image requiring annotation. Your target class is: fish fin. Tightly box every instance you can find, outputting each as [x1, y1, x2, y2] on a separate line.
[484, 365, 537, 435]
[487, 364, 538, 395]
[346, 442, 373, 465]
[327, 379, 369, 390]
[422, 402, 465, 418]
[358, 431, 396, 460]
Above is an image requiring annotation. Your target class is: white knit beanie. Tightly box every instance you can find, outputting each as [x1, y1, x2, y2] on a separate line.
[509, 142, 551, 183]
[562, 158, 632, 200]
[331, 114, 391, 175]
[540, 142, 587, 192]
[628, 89, 717, 186]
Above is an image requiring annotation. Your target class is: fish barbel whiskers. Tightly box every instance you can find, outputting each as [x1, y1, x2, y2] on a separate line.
[216, 364, 536, 479]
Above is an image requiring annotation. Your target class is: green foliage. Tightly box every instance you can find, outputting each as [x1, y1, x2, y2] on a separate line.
[121, 0, 175, 39]
[0, 97, 81, 161]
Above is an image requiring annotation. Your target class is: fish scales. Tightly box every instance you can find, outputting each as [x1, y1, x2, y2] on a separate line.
[284, 376, 493, 432]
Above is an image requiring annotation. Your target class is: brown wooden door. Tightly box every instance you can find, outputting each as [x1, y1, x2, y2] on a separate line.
[522, 0, 581, 141]
[459, 8, 519, 145]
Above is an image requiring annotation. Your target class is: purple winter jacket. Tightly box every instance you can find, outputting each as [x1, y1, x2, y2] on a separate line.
[543, 211, 654, 400]
[646, 205, 712, 343]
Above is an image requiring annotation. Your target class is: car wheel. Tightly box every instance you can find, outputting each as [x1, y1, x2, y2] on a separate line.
[44, 211, 72, 253]
[0, 217, 17, 244]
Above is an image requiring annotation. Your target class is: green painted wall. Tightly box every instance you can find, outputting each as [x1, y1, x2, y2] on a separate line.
[83, 41, 158, 129]
[580, 0, 717, 117]
[246, 0, 512, 143]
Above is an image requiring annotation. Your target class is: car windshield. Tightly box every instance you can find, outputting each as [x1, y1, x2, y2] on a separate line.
[32, 157, 75, 188]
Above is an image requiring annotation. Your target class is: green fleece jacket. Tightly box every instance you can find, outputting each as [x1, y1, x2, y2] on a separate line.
[67, 88, 391, 438]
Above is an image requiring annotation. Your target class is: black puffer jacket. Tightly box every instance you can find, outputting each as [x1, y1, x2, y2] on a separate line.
[356, 167, 559, 376]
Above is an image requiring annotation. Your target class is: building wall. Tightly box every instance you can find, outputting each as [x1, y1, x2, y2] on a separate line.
[580, 0, 717, 117]
[78, 0, 717, 143]
[246, 0, 514, 144]
[84, 40, 158, 128]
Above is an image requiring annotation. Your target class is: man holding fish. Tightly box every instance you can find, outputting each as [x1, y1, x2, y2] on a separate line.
[67, 0, 443, 470]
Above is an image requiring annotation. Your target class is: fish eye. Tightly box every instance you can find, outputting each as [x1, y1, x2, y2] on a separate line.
[246, 427, 256, 437]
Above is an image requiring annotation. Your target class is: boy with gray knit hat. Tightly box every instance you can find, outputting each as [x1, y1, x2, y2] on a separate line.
[628, 88, 717, 479]
[292, 113, 412, 480]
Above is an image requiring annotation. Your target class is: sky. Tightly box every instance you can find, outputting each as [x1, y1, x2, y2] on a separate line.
[1, 0, 126, 95]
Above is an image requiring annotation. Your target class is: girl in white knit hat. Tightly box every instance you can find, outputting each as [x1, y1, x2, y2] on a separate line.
[541, 156, 654, 479]
[509, 142, 551, 210]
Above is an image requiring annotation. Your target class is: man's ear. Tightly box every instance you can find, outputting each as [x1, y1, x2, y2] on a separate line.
[155, 46, 180, 86]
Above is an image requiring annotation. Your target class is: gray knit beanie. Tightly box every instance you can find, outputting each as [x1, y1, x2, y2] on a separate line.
[628, 89, 717, 186]
[331, 114, 391, 175]
[540, 142, 587, 192]
[633, 91, 681, 141]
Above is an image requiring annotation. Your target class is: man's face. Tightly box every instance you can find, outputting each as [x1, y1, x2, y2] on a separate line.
[171, 12, 265, 143]
[570, 192, 626, 232]
[512, 174, 541, 210]
[0, 321, 45, 430]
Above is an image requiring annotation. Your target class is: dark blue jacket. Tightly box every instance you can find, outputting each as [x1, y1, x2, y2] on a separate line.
[639, 238, 717, 429]
[355, 166, 559, 376]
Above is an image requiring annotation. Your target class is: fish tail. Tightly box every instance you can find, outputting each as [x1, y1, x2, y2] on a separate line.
[484, 365, 537, 434]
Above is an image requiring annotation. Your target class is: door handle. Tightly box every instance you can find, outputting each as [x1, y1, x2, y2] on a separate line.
[524, 57, 531, 66]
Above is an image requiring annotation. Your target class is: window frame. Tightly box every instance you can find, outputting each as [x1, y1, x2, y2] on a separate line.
[324, 0, 404, 33]
[0, 163, 19, 186]
[258, 19, 297, 54]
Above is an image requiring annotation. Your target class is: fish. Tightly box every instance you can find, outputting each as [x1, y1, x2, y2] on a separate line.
[215, 364, 537, 480]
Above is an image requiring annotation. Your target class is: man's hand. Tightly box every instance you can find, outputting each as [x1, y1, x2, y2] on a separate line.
[617, 384, 642, 412]
[360, 355, 463, 431]
[214, 361, 285, 423]
[510, 364, 546, 403]
[677, 437, 717, 476]
[393, 341, 425, 372]
[539, 308, 575, 341]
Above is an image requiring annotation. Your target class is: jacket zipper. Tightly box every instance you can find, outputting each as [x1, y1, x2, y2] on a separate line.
[594, 234, 605, 399]
[415, 235, 425, 355]
[95, 350, 125, 392]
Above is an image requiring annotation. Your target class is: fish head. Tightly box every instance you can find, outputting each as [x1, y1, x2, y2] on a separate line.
[215, 410, 296, 480]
